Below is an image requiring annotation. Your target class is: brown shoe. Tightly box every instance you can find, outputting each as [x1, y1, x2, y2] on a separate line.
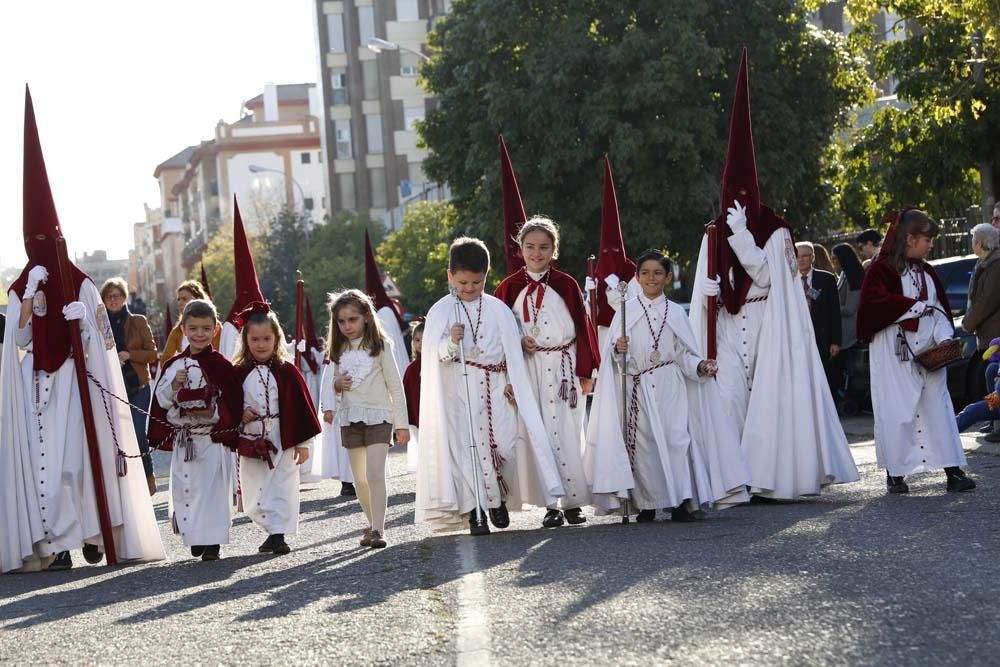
[146, 473, 157, 496]
[360, 528, 373, 547]
[369, 530, 386, 549]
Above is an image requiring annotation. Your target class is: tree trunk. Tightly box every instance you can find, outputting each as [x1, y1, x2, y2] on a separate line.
[982, 160, 997, 224]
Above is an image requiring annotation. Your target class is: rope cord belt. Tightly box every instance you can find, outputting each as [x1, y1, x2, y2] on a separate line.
[456, 357, 510, 497]
[625, 361, 675, 467]
[535, 338, 578, 408]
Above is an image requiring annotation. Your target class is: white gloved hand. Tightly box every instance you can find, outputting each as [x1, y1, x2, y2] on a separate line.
[62, 301, 86, 321]
[604, 273, 620, 290]
[23, 265, 49, 300]
[726, 200, 747, 234]
[296, 339, 307, 353]
[584, 276, 597, 292]
[697, 274, 721, 297]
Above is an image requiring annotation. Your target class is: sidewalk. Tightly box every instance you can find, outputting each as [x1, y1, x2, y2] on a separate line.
[843, 414, 1000, 463]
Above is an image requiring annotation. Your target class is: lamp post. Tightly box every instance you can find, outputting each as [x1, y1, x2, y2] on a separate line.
[248, 164, 307, 209]
[366, 37, 431, 61]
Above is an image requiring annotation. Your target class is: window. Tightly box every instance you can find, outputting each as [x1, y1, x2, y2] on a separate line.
[365, 114, 384, 154]
[338, 173, 356, 209]
[400, 52, 420, 77]
[370, 168, 387, 208]
[331, 70, 348, 105]
[300, 152, 312, 164]
[362, 60, 380, 100]
[395, 0, 419, 21]
[335, 119, 353, 158]
[326, 14, 345, 52]
[304, 197, 315, 211]
[403, 107, 424, 132]
[358, 6, 375, 47]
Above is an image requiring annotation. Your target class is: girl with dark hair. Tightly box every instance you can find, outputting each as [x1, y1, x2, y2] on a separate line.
[831, 243, 865, 350]
[857, 209, 976, 495]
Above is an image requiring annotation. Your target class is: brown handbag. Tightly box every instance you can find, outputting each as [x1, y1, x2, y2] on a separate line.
[899, 306, 963, 372]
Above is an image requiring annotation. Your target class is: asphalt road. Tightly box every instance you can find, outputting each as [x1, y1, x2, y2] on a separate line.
[2, 434, 999, 666]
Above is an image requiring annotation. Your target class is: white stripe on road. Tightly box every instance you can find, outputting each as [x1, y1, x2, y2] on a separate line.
[456, 537, 490, 666]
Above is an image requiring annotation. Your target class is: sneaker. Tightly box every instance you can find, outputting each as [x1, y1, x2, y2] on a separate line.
[979, 422, 994, 434]
[191, 545, 205, 558]
[984, 430, 1000, 443]
[201, 545, 220, 561]
[542, 509, 564, 528]
[82, 544, 103, 564]
[887, 473, 909, 494]
[670, 505, 698, 523]
[469, 509, 491, 536]
[946, 468, 977, 493]
[47, 551, 72, 571]
[360, 528, 373, 547]
[489, 502, 509, 529]
[636, 509, 657, 523]
[563, 507, 587, 525]
[146, 472, 158, 496]
[340, 482, 357, 498]
[369, 530, 387, 549]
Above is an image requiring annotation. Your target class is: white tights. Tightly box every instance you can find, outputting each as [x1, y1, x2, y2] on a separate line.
[347, 443, 389, 533]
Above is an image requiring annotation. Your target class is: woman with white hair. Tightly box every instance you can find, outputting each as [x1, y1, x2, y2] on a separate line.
[963, 223, 1000, 438]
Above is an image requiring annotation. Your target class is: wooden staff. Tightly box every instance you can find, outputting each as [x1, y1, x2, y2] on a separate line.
[56, 237, 118, 565]
[586, 255, 599, 330]
[706, 225, 719, 361]
[294, 273, 305, 368]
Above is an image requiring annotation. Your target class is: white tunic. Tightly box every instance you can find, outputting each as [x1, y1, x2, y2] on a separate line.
[377, 306, 410, 377]
[297, 348, 323, 411]
[300, 361, 354, 484]
[239, 364, 309, 535]
[512, 272, 590, 509]
[870, 268, 966, 475]
[156, 359, 233, 546]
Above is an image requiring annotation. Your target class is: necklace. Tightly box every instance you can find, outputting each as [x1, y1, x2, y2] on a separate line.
[459, 297, 484, 360]
[639, 297, 669, 364]
[526, 270, 550, 338]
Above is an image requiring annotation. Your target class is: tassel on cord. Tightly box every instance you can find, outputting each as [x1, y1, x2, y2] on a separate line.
[896, 331, 909, 361]
[569, 385, 579, 409]
[558, 378, 570, 401]
[116, 451, 127, 478]
[183, 428, 195, 463]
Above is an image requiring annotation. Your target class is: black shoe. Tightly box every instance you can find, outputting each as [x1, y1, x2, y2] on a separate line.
[563, 507, 587, 525]
[82, 543, 103, 564]
[542, 509, 564, 528]
[979, 422, 995, 434]
[191, 545, 205, 558]
[489, 502, 509, 529]
[469, 509, 491, 536]
[984, 430, 1000, 443]
[258, 534, 279, 553]
[636, 509, 656, 523]
[887, 473, 909, 494]
[272, 534, 291, 555]
[340, 482, 357, 497]
[47, 551, 72, 571]
[670, 505, 698, 523]
[748, 494, 779, 504]
[201, 545, 220, 561]
[946, 468, 977, 493]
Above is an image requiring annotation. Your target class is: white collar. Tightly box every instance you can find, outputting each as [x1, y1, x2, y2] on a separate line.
[527, 269, 549, 281]
[639, 292, 666, 307]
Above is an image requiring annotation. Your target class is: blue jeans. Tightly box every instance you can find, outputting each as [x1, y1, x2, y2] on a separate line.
[129, 384, 153, 477]
[986, 362, 999, 392]
[956, 396, 1000, 433]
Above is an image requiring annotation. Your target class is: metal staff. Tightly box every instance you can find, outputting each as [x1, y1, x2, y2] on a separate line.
[617, 280, 631, 524]
[706, 225, 719, 360]
[56, 236, 118, 565]
[452, 287, 487, 532]
[294, 272, 305, 369]
[586, 255, 599, 330]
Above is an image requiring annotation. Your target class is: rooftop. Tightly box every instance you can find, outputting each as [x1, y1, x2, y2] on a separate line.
[244, 83, 314, 108]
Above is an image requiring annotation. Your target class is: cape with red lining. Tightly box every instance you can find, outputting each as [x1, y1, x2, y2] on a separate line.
[234, 359, 322, 450]
[856, 256, 951, 343]
[710, 204, 793, 315]
[147, 346, 243, 451]
[494, 267, 601, 378]
[403, 357, 421, 427]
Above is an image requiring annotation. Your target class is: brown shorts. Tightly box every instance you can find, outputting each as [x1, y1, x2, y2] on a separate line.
[340, 422, 394, 449]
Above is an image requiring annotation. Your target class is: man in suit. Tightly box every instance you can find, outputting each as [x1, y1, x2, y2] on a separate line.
[796, 242, 842, 398]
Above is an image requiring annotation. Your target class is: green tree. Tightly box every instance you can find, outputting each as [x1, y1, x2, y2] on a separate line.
[841, 0, 999, 223]
[260, 207, 310, 326]
[420, 0, 869, 277]
[378, 201, 462, 314]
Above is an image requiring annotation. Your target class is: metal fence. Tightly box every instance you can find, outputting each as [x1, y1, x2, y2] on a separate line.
[817, 215, 975, 260]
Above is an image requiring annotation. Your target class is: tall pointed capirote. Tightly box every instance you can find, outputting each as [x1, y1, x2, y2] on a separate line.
[200, 262, 213, 299]
[719, 46, 759, 220]
[499, 134, 527, 275]
[225, 195, 266, 325]
[593, 155, 635, 328]
[364, 229, 403, 327]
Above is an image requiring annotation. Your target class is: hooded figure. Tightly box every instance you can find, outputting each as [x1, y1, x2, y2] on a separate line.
[220, 196, 266, 361]
[499, 134, 527, 276]
[594, 157, 638, 350]
[688, 49, 858, 500]
[364, 229, 409, 374]
[1, 88, 164, 572]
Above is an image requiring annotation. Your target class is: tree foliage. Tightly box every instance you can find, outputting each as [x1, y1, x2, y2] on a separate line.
[420, 0, 869, 278]
[199, 224, 269, 324]
[260, 207, 310, 326]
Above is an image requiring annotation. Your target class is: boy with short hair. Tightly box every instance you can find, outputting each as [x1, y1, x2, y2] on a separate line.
[416, 238, 564, 535]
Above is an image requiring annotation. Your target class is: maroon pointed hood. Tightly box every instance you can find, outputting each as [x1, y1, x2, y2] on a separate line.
[11, 86, 89, 373]
[364, 229, 403, 328]
[593, 156, 636, 327]
[200, 262, 213, 299]
[305, 295, 321, 350]
[499, 134, 527, 275]
[225, 195, 266, 326]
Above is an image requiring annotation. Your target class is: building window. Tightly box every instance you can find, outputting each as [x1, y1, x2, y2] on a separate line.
[370, 168, 387, 208]
[327, 14, 345, 52]
[338, 173, 356, 209]
[365, 114, 384, 154]
[404, 107, 424, 132]
[304, 197, 315, 210]
[301, 152, 312, 164]
[331, 70, 349, 105]
[395, 0, 419, 21]
[400, 52, 420, 77]
[362, 60, 380, 100]
[358, 6, 375, 47]
[335, 119, 353, 159]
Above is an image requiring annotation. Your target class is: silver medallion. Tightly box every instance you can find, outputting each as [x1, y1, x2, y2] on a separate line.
[649, 349, 662, 364]
[468, 345, 480, 360]
[530, 325, 541, 338]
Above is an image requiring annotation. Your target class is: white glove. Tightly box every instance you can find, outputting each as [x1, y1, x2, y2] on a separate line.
[296, 339, 307, 353]
[697, 274, 721, 297]
[726, 200, 747, 234]
[584, 276, 597, 292]
[23, 265, 49, 300]
[62, 301, 86, 321]
[604, 273, 620, 290]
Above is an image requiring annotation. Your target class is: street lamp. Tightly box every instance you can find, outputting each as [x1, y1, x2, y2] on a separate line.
[366, 37, 430, 61]
[248, 164, 307, 209]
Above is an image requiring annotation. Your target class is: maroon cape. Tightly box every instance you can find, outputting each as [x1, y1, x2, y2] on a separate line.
[234, 359, 322, 450]
[856, 257, 951, 343]
[403, 357, 421, 427]
[494, 267, 601, 378]
[147, 346, 243, 451]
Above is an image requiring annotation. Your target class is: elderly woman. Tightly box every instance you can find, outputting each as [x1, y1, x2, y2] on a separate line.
[963, 223, 1000, 436]
[161, 279, 220, 361]
[100, 278, 159, 495]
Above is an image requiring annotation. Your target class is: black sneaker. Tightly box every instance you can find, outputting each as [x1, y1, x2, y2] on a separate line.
[979, 422, 995, 434]
[670, 505, 698, 523]
[201, 545, 220, 561]
[489, 502, 510, 528]
[636, 509, 657, 523]
[340, 482, 357, 497]
[887, 473, 909, 494]
[469, 509, 491, 536]
[563, 507, 587, 525]
[82, 543, 103, 564]
[191, 545, 205, 558]
[272, 534, 291, 555]
[47, 551, 72, 571]
[946, 468, 977, 493]
[542, 509, 564, 528]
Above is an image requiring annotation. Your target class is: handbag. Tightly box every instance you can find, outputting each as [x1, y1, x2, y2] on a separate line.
[175, 360, 218, 416]
[237, 363, 279, 468]
[898, 306, 963, 372]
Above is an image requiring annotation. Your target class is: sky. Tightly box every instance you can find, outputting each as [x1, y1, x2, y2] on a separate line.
[0, 1, 319, 271]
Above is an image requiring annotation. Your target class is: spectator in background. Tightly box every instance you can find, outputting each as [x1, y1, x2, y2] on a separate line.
[963, 223, 1000, 438]
[830, 243, 865, 402]
[128, 291, 147, 315]
[857, 228, 883, 270]
[101, 277, 159, 495]
[991, 202, 1000, 230]
[813, 243, 835, 274]
[796, 242, 841, 397]
[161, 279, 220, 361]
